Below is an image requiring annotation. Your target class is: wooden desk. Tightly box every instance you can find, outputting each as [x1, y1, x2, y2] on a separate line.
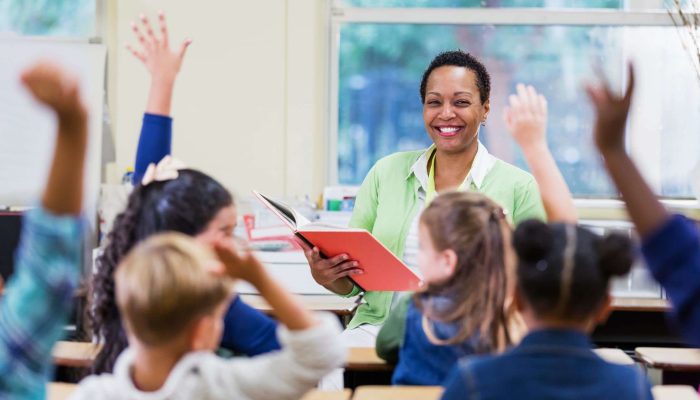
[612, 298, 670, 312]
[347, 347, 393, 372]
[594, 348, 635, 365]
[52, 341, 100, 368]
[651, 385, 699, 400]
[636, 347, 700, 372]
[302, 389, 352, 400]
[48, 382, 77, 400]
[352, 385, 443, 400]
[241, 294, 358, 316]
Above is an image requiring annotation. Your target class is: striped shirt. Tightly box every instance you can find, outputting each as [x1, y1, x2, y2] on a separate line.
[0, 207, 83, 399]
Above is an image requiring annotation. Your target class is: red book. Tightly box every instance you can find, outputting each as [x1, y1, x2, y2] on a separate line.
[253, 191, 423, 292]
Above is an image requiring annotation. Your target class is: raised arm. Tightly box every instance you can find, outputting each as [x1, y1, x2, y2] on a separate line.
[214, 241, 315, 331]
[213, 242, 345, 399]
[127, 11, 191, 183]
[586, 66, 700, 345]
[586, 64, 667, 236]
[504, 84, 576, 223]
[0, 63, 87, 397]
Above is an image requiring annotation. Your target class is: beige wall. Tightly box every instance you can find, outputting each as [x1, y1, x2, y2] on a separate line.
[106, 0, 327, 199]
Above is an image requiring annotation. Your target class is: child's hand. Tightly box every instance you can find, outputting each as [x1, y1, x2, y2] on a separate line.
[213, 238, 267, 287]
[126, 11, 191, 86]
[585, 63, 635, 155]
[21, 62, 86, 123]
[504, 84, 548, 151]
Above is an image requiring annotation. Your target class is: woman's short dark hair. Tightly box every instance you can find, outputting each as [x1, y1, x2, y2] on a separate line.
[89, 169, 233, 374]
[420, 50, 491, 104]
[513, 220, 634, 322]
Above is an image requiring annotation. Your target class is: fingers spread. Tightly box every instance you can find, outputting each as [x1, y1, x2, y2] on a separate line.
[131, 21, 149, 49]
[140, 14, 159, 46]
[179, 38, 192, 59]
[158, 11, 169, 47]
[125, 43, 146, 62]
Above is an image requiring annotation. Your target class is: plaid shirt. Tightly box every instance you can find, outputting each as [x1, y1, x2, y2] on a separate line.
[0, 207, 82, 399]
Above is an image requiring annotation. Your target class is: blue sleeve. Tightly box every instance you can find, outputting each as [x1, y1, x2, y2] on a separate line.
[0, 208, 83, 398]
[133, 113, 172, 184]
[441, 363, 472, 400]
[220, 295, 281, 356]
[642, 214, 700, 346]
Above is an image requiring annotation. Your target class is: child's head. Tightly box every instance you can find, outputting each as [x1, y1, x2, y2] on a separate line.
[91, 168, 234, 373]
[415, 191, 513, 352]
[115, 232, 232, 351]
[513, 220, 634, 330]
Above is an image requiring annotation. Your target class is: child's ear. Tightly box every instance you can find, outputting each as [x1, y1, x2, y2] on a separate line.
[594, 293, 613, 325]
[513, 286, 526, 313]
[442, 249, 458, 278]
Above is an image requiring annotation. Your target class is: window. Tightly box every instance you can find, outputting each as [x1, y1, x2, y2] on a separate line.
[0, 0, 96, 37]
[331, 1, 700, 198]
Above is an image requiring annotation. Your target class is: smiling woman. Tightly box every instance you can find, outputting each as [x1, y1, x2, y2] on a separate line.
[308, 50, 546, 389]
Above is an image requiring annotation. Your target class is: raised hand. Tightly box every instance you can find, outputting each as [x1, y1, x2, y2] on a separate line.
[126, 11, 191, 115]
[504, 84, 576, 223]
[213, 239, 267, 287]
[504, 83, 548, 151]
[21, 62, 85, 123]
[585, 63, 635, 155]
[21, 62, 88, 215]
[126, 11, 191, 84]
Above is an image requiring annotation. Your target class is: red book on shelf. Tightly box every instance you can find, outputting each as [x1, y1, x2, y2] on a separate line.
[253, 191, 422, 292]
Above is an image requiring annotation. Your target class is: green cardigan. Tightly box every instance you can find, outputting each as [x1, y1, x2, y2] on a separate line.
[344, 148, 545, 329]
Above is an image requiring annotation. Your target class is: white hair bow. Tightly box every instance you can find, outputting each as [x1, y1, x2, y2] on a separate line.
[141, 155, 187, 186]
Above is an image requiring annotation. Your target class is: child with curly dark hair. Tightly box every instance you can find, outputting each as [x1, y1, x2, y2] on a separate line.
[89, 12, 279, 374]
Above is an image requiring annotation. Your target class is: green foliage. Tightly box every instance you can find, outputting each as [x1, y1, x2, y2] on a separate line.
[0, 0, 95, 36]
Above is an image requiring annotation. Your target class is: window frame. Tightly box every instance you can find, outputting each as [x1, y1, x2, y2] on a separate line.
[328, 3, 700, 218]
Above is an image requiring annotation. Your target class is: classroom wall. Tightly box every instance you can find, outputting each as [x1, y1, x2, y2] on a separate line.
[106, 0, 327, 200]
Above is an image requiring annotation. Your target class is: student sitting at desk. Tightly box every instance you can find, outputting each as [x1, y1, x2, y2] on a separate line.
[89, 12, 279, 375]
[590, 63, 700, 347]
[0, 62, 87, 397]
[441, 220, 652, 400]
[74, 233, 345, 399]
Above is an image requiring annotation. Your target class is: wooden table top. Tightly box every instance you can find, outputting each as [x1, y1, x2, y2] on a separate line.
[48, 383, 350, 400]
[347, 347, 393, 372]
[301, 389, 352, 400]
[636, 347, 700, 371]
[242, 294, 669, 315]
[52, 341, 100, 368]
[651, 385, 700, 400]
[594, 348, 635, 365]
[352, 386, 443, 400]
[611, 298, 670, 312]
[241, 294, 359, 316]
[47, 383, 77, 400]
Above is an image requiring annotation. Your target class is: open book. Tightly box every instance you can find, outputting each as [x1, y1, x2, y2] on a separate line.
[253, 191, 422, 292]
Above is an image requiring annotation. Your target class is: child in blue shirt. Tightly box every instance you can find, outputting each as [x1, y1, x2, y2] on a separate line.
[441, 219, 653, 400]
[376, 191, 517, 385]
[588, 63, 700, 347]
[0, 62, 88, 398]
[89, 12, 279, 374]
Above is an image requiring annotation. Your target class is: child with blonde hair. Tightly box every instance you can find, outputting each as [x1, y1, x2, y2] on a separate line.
[74, 234, 345, 399]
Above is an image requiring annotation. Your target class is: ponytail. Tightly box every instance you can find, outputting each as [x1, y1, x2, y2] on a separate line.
[89, 169, 233, 374]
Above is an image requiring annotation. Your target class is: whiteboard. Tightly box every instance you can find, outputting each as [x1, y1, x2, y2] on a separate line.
[0, 37, 106, 216]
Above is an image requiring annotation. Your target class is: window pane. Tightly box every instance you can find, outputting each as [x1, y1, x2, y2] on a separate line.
[0, 0, 95, 37]
[338, 0, 623, 8]
[337, 23, 700, 198]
